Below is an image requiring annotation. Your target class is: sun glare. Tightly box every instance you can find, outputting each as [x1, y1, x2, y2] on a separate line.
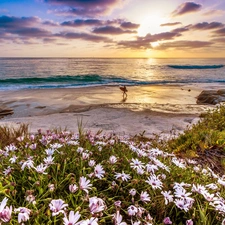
[138, 13, 167, 36]
[151, 42, 160, 48]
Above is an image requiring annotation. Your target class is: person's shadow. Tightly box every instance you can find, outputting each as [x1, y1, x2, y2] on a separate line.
[121, 94, 127, 103]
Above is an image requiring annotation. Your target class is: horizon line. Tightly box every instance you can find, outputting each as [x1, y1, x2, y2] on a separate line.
[0, 57, 225, 59]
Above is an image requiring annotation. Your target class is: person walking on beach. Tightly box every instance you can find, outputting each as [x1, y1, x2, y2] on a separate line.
[119, 85, 128, 98]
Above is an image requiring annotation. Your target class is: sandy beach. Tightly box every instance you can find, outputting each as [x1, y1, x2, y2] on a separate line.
[0, 83, 222, 138]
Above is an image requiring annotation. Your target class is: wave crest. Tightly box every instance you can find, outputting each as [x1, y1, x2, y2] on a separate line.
[0, 74, 150, 89]
[168, 65, 224, 69]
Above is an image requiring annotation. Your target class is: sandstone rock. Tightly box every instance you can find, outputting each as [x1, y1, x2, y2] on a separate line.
[197, 89, 225, 105]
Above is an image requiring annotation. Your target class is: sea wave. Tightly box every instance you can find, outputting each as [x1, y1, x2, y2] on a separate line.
[168, 64, 224, 69]
[0, 75, 105, 84]
[1, 73, 225, 90]
[0, 74, 150, 89]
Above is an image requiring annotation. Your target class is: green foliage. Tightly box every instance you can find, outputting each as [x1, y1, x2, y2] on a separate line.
[0, 126, 224, 224]
[166, 104, 225, 155]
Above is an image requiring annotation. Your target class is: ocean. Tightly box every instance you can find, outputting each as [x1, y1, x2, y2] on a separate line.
[0, 58, 224, 90]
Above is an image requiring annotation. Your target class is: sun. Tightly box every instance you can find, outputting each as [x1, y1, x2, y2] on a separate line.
[137, 13, 167, 36]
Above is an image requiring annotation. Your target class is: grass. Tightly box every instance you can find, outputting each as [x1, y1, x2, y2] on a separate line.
[166, 104, 225, 173]
[0, 105, 225, 224]
[167, 104, 225, 153]
[0, 124, 29, 148]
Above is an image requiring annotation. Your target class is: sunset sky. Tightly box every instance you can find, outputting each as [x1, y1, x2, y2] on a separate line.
[1, 0, 225, 58]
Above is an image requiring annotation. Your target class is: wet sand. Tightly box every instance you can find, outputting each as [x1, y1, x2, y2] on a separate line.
[0, 84, 221, 138]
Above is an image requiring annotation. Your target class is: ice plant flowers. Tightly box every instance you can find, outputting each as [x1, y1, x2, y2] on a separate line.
[80, 217, 98, 225]
[0, 198, 8, 212]
[130, 158, 145, 170]
[79, 176, 92, 194]
[0, 198, 12, 223]
[109, 155, 117, 164]
[21, 158, 34, 170]
[49, 199, 68, 216]
[174, 198, 194, 212]
[89, 196, 106, 215]
[44, 155, 54, 165]
[14, 207, 31, 223]
[161, 190, 174, 205]
[146, 174, 163, 190]
[34, 163, 48, 174]
[94, 164, 105, 179]
[127, 205, 138, 216]
[63, 211, 81, 225]
[114, 171, 131, 182]
[129, 188, 137, 196]
[140, 191, 151, 203]
[9, 155, 18, 163]
[163, 217, 172, 224]
[0, 206, 12, 223]
[69, 184, 78, 193]
[113, 211, 127, 225]
[186, 219, 194, 225]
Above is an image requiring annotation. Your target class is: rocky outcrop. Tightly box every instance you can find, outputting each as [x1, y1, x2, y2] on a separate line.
[0, 105, 14, 118]
[197, 89, 225, 105]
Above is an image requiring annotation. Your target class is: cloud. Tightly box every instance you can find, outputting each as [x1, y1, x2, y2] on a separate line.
[202, 9, 225, 17]
[211, 38, 225, 43]
[45, 0, 123, 16]
[0, 15, 59, 31]
[120, 22, 140, 29]
[168, 22, 224, 35]
[118, 39, 151, 49]
[0, 16, 52, 40]
[61, 18, 140, 31]
[117, 32, 181, 49]
[212, 27, 225, 36]
[43, 38, 57, 43]
[160, 22, 182, 27]
[61, 19, 103, 27]
[56, 31, 111, 42]
[155, 40, 212, 50]
[172, 2, 202, 17]
[0, 15, 40, 28]
[152, 32, 181, 40]
[42, 20, 59, 26]
[10, 27, 51, 38]
[171, 26, 190, 33]
[0, 31, 8, 40]
[0, 15, 111, 44]
[93, 26, 136, 35]
[48, 8, 103, 17]
[191, 22, 224, 30]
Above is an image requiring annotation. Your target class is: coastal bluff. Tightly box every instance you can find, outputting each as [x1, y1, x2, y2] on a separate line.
[197, 89, 225, 105]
